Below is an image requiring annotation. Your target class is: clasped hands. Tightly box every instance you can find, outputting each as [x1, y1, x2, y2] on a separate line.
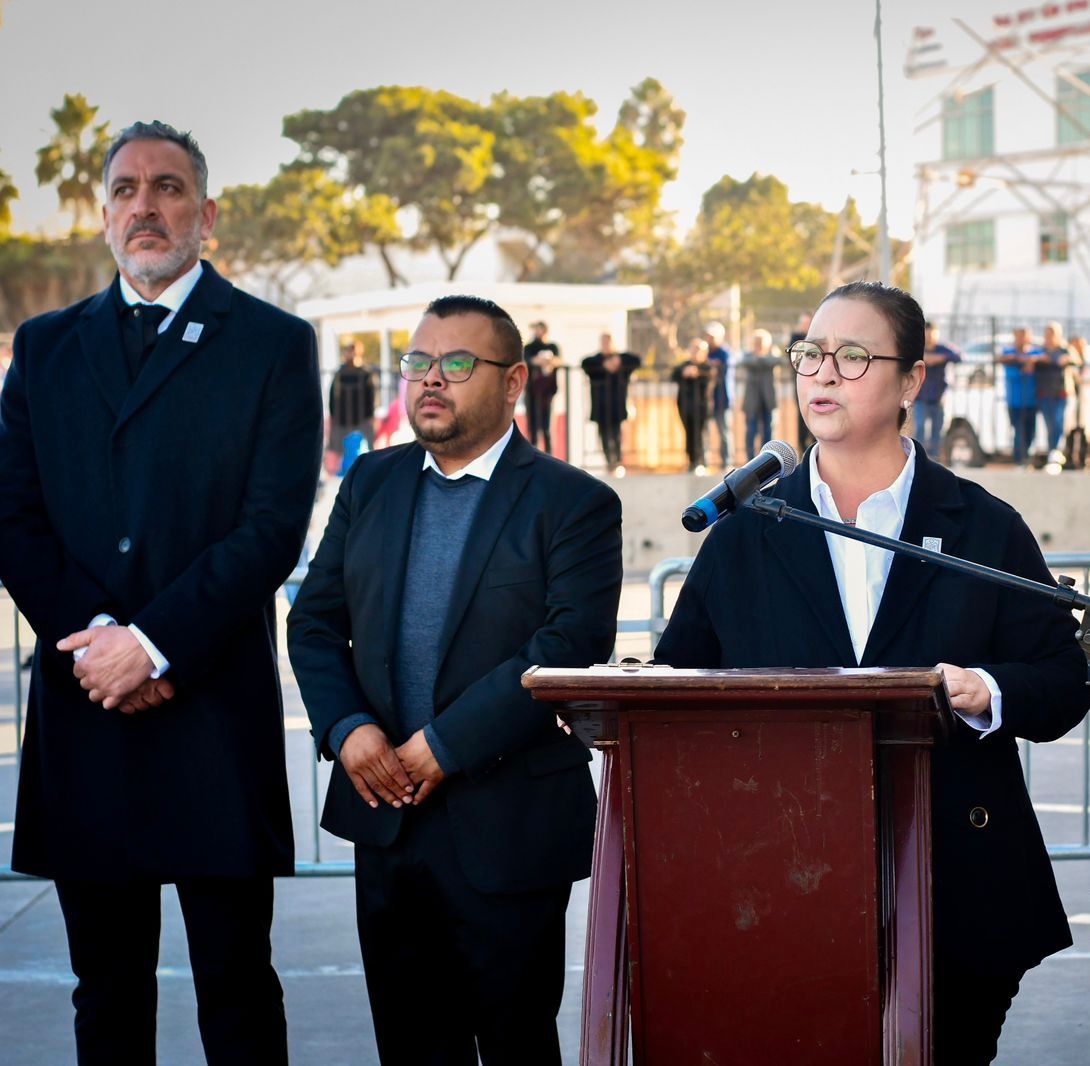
[56, 625, 173, 715]
[340, 724, 444, 810]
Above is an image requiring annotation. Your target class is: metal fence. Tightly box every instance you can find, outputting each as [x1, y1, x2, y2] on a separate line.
[325, 359, 1090, 477]
[2, 552, 1089, 878]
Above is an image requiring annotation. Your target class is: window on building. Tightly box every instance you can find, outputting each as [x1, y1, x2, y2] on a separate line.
[1057, 71, 1090, 144]
[1040, 212, 1069, 264]
[942, 87, 994, 161]
[945, 219, 995, 271]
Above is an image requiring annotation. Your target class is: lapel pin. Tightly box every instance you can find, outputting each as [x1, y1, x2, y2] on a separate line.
[182, 322, 204, 344]
[923, 536, 942, 553]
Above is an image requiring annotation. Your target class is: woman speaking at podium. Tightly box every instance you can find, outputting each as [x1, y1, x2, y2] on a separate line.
[655, 281, 1088, 1064]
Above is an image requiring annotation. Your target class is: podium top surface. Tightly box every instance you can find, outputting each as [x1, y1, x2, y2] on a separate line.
[522, 665, 946, 701]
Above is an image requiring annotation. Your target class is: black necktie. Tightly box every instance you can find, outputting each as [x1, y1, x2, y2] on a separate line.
[134, 304, 171, 359]
[124, 304, 170, 382]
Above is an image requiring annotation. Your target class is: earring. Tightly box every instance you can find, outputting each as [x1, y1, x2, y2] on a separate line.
[902, 400, 912, 410]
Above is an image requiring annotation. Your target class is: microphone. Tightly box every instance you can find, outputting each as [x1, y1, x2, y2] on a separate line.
[681, 440, 798, 532]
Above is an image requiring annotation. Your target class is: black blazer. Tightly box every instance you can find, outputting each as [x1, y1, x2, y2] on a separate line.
[287, 429, 623, 893]
[656, 445, 1088, 973]
[0, 262, 323, 881]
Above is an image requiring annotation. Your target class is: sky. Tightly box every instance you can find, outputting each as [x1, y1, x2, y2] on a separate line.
[0, 0, 1030, 242]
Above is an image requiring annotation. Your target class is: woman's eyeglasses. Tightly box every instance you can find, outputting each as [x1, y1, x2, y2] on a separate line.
[786, 341, 902, 381]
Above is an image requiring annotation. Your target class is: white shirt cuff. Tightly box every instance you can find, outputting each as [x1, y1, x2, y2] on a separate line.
[128, 624, 170, 678]
[73, 615, 169, 677]
[956, 668, 1003, 737]
[74, 614, 117, 661]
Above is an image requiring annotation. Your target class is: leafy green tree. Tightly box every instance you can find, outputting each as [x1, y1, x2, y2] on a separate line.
[284, 87, 495, 284]
[630, 173, 879, 358]
[283, 81, 684, 285]
[213, 166, 400, 305]
[35, 93, 111, 231]
[0, 165, 18, 235]
[487, 90, 606, 280]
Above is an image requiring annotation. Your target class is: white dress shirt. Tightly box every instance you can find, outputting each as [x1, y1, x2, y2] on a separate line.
[422, 423, 513, 482]
[809, 437, 1001, 736]
[75, 263, 207, 677]
[118, 259, 203, 335]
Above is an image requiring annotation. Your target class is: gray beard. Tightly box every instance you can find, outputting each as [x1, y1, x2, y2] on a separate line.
[109, 228, 202, 289]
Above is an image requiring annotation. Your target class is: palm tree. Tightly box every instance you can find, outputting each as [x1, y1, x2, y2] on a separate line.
[35, 93, 111, 231]
[0, 165, 17, 234]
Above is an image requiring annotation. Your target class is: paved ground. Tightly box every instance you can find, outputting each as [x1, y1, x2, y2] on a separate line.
[1, 557, 1088, 1063]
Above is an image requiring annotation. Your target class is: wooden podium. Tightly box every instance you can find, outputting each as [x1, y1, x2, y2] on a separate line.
[522, 666, 952, 1066]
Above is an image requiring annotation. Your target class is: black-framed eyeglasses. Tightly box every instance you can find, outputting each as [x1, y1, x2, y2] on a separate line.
[786, 341, 903, 381]
[399, 351, 515, 383]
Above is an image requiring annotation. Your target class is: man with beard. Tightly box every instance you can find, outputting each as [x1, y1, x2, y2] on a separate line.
[287, 295, 622, 1064]
[0, 121, 322, 1063]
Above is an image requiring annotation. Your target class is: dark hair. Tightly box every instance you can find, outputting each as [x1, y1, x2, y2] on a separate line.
[424, 295, 524, 364]
[103, 121, 209, 200]
[816, 281, 924, 429]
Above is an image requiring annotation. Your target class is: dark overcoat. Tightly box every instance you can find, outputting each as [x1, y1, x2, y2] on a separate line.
[287, 429, 622, 893]
[0, 262, 323, 881]
[655, 445, 1088, 974]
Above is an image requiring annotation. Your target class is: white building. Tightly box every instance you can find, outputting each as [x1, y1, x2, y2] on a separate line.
[909, 3, 1090, 327]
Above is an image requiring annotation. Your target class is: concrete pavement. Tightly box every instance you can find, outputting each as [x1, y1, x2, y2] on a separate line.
[1, 574, 1088, 1063]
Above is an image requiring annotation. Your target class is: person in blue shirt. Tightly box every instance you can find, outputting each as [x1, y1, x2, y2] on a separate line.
[999, 328, 1041, 465]
[915, 321, 961, 457]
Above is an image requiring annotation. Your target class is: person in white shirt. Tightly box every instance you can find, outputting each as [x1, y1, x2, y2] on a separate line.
[655, 281, 1088, 1064]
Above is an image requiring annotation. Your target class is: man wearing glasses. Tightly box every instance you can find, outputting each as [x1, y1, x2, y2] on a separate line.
[288, 294, 622, 1064]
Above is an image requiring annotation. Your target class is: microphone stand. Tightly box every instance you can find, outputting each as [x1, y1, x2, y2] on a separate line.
[745, 493, 1090, 665]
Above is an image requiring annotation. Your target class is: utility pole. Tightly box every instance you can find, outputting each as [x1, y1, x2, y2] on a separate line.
[875, 0, 892, 283]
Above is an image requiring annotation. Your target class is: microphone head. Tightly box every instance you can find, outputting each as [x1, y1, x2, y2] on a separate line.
[682, 506, 710, 533]
[759, 439, 798, 477]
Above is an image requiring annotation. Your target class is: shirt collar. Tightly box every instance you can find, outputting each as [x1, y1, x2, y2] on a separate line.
[118, 259, 203, 313]
[422, 423, 514, 482]
[809, 436, 916, 521]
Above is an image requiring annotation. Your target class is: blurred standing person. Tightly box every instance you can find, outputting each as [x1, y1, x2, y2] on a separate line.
[1068, 335, 1088, 438]
[1035, 322, 1073, 463]
[789, 311, 814, 452]
[329, 339, 376, 464]
[582, 332, 641, 476]
[524, 320, 561, 454]
[916, 321, 961, 457]
[738, 328, 780, 460]
[0, 334, 12, 385]
[705, 321, 732, 468]
[999, 328, 1040, 466]
[673, 338, 713, 474]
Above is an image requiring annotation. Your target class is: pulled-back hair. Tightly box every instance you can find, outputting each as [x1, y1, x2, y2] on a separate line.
[817, 281, 924, 372]
[424, 295, 524, 364]
[103, 121, 209, 200]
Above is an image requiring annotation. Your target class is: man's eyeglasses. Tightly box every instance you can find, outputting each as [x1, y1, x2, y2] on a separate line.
[399, 352, 515, 383]
[786, 341, 902, 381]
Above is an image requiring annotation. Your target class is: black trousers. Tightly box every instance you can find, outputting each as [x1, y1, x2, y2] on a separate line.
[678, 407, 707, 469]
[933, 959, 1023, 1064]
[527, 393, 555, 454]
[596, 420, 623, 467]
[354, 797, 571, 1066]
[54, 876, 287, 1066]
